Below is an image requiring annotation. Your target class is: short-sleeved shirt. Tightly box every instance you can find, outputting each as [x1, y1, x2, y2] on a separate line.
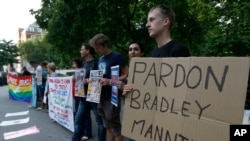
[150, 40, 190, 57]
[36, 65, 43, 85]
[38, 70, 47, 88]
[98, 51, 126, 100]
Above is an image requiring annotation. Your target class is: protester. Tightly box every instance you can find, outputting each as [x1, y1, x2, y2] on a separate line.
[118, 41, 144, 90]
[43, 62, 58, 113]
[72, 58, 84, 114]
[22, 66, 32, 76]
[8, 65, 18, 76]
[89, 33, 128, 141]
[118, 41, 145, 141]
[29, 60, 41, 108]
[123, 4, 190, 94]
[37, 61, 48, 110]
[29, 61, 37, 108]
[72, 57, 93, 141]
[71, 43, 106, 141]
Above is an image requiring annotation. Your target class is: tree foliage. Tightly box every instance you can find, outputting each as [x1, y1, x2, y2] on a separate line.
[30, 0, 204, 62]
[29, 0, 250, 109]
[30, 0, 250, 58]
[187, 0, 250, 56]
[0, 40, 19, 70]
[19, 36, 64, 68]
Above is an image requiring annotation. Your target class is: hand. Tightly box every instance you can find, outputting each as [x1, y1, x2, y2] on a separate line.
[84, 78, 89, 84]
[100, 78, 111, 86]
[45, 92, 49, 96]
[122, 84, 133, 96]
[117, 81, 125, 90]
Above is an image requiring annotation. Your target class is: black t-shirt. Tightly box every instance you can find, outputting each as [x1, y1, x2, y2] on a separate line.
[150, 40, 190, 57]
[81, 59, 99, 94]
[98, 51, 126, 100]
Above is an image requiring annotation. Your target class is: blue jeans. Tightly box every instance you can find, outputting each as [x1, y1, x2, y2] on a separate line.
[37, 86, 45, 102]
[74, 97, 92, 138]
[74, 97, 81, 113]
[72, 98, 106, 141]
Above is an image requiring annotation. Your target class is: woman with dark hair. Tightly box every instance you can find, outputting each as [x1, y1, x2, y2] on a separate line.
[118, 41, 144, 141]
[118, 41, 144, 90]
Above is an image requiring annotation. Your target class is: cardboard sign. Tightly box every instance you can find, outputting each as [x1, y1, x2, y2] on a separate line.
[122, 57, 250, 141]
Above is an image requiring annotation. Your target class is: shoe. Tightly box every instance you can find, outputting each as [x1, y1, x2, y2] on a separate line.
[28, 105, 35, 109]
[51, 119, 56, 123]
[42, 109, 48, 113]
[81, 136, 89, 141]
[36, 107, 42, 110]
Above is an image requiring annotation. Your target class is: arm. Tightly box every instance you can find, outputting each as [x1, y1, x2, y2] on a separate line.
[119, 65, 128, 81]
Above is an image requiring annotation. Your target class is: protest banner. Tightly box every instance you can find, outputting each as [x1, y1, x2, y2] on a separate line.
[74, 68, 86, 97]
[122, 57, 250, 141]
[111, 65, 119, 107]
[86, 70, 103, 103]
[7, 74, 32, 103]
[48, 76, 74, 132]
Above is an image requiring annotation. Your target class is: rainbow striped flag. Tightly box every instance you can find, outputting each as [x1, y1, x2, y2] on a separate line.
[7, 74, 32, 102]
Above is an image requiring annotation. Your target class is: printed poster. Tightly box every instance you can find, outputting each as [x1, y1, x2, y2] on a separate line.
[111, 65, 119, 107]
[48, 76, 74, 132]
[86, 70, 103, 103]
[75, 68, 86, 97]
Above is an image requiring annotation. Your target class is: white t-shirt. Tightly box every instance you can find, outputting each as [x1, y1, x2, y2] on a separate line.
[36, 65, 43, 85]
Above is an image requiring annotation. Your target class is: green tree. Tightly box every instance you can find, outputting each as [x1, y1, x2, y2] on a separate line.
[0, 40, 19, 70]
[19, 36, 62, 67]
[30, 0, 203, 61]
[187, 0, 250, 56]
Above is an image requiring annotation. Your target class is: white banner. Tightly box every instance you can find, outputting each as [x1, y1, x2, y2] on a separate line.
[48, 76, 74, 132]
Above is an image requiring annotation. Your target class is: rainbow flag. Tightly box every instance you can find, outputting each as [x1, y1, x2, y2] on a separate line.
[7, 74, 32, 103]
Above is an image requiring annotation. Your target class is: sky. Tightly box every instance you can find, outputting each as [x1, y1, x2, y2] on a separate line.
[0, 0, 41, 43]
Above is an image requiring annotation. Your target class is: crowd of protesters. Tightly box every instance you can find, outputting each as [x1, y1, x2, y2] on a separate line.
[5, 4, 190, 141]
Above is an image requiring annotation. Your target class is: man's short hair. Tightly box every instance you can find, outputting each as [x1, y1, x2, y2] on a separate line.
[29, 60, 38, 65]
[150, 4, 175, 29]
[89, 33, 110, 47]
[41, 61, 48, 67]
[82, 43, 95, 55]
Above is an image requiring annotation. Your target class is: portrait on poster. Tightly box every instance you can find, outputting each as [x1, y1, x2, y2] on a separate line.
[86, 70, 103, 103]
[75, 68, 86, 97]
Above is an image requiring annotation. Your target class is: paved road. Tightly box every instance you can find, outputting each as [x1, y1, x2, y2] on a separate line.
[0, 86, 99, 141]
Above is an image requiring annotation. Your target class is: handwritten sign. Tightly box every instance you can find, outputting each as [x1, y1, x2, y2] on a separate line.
[122, 57, 250, 141]
[48, 76, 74, 132]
